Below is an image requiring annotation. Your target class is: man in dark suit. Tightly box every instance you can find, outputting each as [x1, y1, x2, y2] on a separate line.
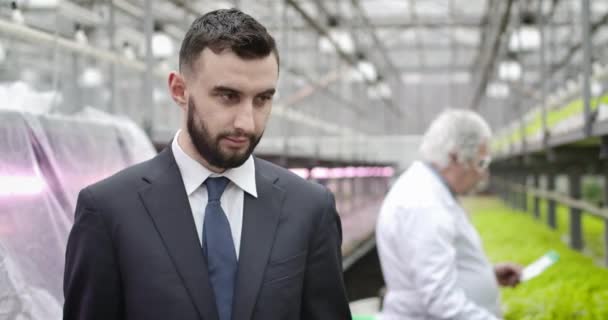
[63, 8, 351, 320]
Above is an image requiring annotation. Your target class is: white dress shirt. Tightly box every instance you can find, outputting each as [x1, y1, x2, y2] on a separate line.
[376, 161, 502, 320]
[171, 131, 257, 259]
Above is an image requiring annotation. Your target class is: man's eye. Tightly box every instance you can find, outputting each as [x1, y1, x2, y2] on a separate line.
[254, 95, 272, 107]
[222, 92, 239, 101]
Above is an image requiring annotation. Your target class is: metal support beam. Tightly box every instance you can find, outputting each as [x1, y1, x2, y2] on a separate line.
[397, 65, 474, 73]
[108, 0, 117, 114]
[508, 172, 518, 209]
[514, 0, 528, 158]
[350, 0, 403, 85]
[604, 172, 608, 266]
[600, 136, 608, 159]
[267, 17, 484, 31]
[499, 174, 507, 202]
[71, 52, 81, 113]
[265, 15, 577, 32]
[533, 173, 540, 219]
[166, 0, 199, 18]
[309, 0, 355, 65]
[500, 174, 508, 203]
[547, 172, 557, 229]
[568, 171, 584, 250]
[538, 0, 548, 148]
[142, 0, 155, 134]
[543, 10, 608, 86]
[280, 0, 291, 167]
[285, 0, 401, 117]
[509, 174, 517, 208]
[581, 0, 593, 137]
[282, 68, 361, 114]
[604, 219, 608, 267]
[407, 0, 426, 131]
[470, 0, 513, 110]
[521, 173, 528, 212]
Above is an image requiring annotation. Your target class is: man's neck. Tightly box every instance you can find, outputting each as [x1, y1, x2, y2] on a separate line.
[430, 163, 459, 196]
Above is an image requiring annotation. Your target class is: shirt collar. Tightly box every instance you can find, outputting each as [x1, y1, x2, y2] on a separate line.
[423, 162, 457, 199]
[171, 130, 258, 198]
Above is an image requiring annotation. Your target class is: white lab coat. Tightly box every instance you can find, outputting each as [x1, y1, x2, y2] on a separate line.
[376, 161, 502, 320]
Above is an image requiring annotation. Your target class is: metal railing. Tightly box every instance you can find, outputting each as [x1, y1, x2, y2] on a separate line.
[493, 177, 608, 267]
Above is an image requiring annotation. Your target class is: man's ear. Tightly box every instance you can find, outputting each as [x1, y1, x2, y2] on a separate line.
[168, 72, 188, 108]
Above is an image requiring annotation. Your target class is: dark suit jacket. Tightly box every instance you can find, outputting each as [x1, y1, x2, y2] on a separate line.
[63, 147, 352, 320]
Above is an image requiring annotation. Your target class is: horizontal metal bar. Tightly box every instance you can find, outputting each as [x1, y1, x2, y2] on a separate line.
[500, 179, 608, 220]
[342, 236, 376, 271]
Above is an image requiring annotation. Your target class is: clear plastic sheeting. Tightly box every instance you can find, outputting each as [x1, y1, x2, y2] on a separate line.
[0, 242, 62, 320]
[0, 111, 64, 319]
[75, 107, 157, 164]
[0, 109, 157, 319]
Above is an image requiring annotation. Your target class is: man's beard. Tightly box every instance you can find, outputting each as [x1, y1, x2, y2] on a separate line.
[187, 98, 262, 169]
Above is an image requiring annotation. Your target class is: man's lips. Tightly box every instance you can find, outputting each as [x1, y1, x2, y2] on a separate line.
[222, 136, 249, 147]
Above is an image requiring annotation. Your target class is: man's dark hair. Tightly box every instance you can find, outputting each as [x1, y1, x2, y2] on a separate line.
[179, 8, 279, 73]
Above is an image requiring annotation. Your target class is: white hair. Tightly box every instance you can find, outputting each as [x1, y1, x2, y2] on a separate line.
[419, 109, 492, 169]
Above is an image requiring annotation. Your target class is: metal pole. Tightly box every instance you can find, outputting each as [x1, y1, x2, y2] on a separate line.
[603, 173, 608, 266]
[512, 173, 519, 210]
[515, 1, 527, 155]
[72, 52, 81, 112]
[569, 170, 583, 250]
[521, 172, 528, 212]
[547, 172, 557, 229]
[604, 219, 608, 267]
[286, 0, 400, 116]
[496, 173, 503, 201]
[280, 0, 290, 167]
[498, 173, 505, 202]
[533, 173, 540, 219]
[313, 28, 321, 164]
[143, 0, 154, 133]
[538, 0, 548, 147]
[581, 0, 593, 136]
[108, 0, 116, 114]
[507, 172, 515, 208]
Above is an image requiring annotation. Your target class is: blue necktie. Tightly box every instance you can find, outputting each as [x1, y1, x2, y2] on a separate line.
[203, 177, 237, 320]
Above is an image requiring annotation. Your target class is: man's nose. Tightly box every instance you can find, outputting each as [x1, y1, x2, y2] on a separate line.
[233, 103, 255, 133]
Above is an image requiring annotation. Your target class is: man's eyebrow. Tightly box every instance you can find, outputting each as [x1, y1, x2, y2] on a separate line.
[211, 86, 241, 93]
[258, 88, 276, 96]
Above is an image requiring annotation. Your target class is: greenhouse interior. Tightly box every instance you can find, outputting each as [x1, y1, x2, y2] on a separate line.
[2, 0, 608, 319]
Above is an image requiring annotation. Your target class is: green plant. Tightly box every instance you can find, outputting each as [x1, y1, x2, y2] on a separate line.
[583, 179, 604, 206]
[492, 94, 608, 153]
[528, 195, 606, 263]
[462, 197, 608, 320]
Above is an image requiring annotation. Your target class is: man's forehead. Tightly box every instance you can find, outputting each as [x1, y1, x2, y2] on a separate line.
[193, 48, 278, 72]
[189, 50, 277, 91]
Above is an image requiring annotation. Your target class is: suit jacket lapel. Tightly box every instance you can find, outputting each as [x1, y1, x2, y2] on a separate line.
[232, 158, 285, 320]
[138, 148, 219, 320]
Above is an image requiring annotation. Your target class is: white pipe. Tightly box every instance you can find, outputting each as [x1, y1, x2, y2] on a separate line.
[0, 18, 165, 78]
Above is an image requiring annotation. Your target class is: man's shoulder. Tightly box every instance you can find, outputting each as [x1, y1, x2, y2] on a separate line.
[390, 164, 450, 204]
[85, 152, 164, 197]
[254, 157, 329, 198]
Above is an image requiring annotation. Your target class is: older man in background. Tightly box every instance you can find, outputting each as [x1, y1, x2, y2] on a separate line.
[376, 110, 522, 320]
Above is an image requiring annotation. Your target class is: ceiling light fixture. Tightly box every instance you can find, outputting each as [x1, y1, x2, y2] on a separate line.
[318, 15, 355, 55]
[509, 11, 540, 52]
